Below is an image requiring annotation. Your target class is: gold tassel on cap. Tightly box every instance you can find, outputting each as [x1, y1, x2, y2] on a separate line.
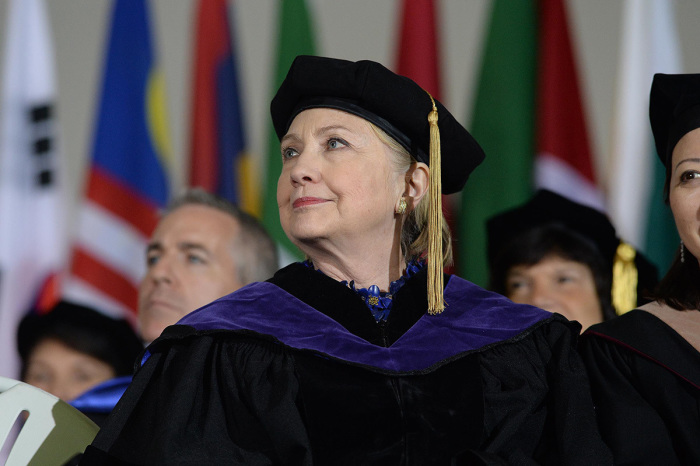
[426, 93, 445, 315]
[612, 241, 638, 315]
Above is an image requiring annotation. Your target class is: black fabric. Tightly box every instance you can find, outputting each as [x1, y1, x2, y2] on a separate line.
[486, 190, 619, 267]
[267, 263, 431, 347]
[580, 310, 700, 465]
[81, 269, 611, 465]
[270, 56, 485, 194]
[649, 73, 700, 166]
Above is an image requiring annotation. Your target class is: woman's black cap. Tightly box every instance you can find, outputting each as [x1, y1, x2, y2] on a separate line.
[486, 190, 658, 309]
[270, 55, 485, 194]
[650, 73, 700, 167]
[487, 190, 618, 266]
[17, 301, 143, 377]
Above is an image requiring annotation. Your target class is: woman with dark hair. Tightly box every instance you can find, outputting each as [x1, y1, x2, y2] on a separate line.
[18, 300, 143, 424]
[579, 73, 700, 464]
[487, 190, 657, 331]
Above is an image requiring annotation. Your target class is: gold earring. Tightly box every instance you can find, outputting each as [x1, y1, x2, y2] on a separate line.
[396, 197, 407, 215]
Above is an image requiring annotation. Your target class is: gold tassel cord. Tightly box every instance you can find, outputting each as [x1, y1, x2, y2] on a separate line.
[612, 241, 638, 315]
[426, 94, 445, 315]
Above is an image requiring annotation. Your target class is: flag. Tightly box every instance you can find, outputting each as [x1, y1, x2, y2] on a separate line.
[261, 0, 317, 264]
[535, 0, 604, 210]
[459, 0, 599, 287]
[606, 0, 680, 274]
[458, 0, 537, 286]
[63, 0, 172, 323]
[0, 0, 66, 378]
[395, 0, 461, 272]
[396, 0, 441, 98]
[188, 0, 258, 214]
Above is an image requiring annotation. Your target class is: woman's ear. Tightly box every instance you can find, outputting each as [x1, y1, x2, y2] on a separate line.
[405, 162, 429, 210]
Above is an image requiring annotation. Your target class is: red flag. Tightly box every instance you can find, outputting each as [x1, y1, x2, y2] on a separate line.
[189, 0, 248, 206]
[535, 0, 603, 210]
[396, 0, 441, 99]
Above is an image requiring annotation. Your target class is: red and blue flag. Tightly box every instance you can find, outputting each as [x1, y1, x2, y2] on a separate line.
[65, 0, 171, 321]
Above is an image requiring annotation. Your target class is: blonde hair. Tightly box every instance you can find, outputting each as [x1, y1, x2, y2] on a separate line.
[369, 123, 453, 266]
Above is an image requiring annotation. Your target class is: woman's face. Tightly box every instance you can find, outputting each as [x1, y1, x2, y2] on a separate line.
[24, 338, 116, 401]
[669, 127, 700, 261]
[277, 108, 405, 252]
[505, 255, 603, 331]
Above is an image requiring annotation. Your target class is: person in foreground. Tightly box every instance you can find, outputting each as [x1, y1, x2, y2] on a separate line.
[487, 189, 658, 332]
[17, 300, 142, 425]
[81, 56, 611, 465]
[579, 73, 700, 464]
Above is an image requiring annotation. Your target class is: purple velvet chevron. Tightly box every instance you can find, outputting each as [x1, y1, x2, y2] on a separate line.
[176, 276, 552, 373]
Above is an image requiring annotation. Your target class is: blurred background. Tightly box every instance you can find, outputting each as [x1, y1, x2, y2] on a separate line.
[1, 0, 699, 377]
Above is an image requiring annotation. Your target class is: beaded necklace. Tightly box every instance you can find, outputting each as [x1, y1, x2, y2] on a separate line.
[303, 259, 424, 322]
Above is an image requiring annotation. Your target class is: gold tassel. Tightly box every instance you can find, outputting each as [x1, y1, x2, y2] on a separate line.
[426, 94, 444, 315]
[612, 241, 638, 315]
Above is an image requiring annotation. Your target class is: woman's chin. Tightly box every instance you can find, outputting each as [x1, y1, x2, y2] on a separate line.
[287, 229, 326, 249]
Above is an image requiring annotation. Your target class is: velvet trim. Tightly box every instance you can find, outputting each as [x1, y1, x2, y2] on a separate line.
[69, 375, 132, 413]
[268, 262, 430, 347]
[172, 268, 552, 374]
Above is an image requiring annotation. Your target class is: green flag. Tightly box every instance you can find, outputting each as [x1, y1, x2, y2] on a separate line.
[262, 0, 316, 263]
[458, 0, 537, 286]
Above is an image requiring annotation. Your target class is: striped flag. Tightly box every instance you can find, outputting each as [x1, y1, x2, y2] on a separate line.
[535, 0, 603, 210]
[189, 0, 258, 214]
[459, 0, 598, 286]
[63, 0, 171, 323]
[261, 0, 317, 264]
[0, 0, 67, 378]
[606, 0, 680, 274]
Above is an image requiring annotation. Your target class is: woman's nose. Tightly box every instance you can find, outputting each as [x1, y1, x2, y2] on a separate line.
[289, 151, 320, 185]
[530, 281, 558, 313]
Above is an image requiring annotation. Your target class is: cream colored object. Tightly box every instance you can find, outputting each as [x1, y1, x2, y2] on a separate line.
[0, 376, 99, 466]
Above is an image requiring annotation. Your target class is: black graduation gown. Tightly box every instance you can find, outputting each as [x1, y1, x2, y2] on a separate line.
[580, 310, 700, 465]
[81, 263, 611, 465]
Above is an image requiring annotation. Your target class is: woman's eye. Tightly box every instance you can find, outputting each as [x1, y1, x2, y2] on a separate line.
[26, 372, 49, 385]
[506, 279, 527, 292]
[327, 138, 347, 150]
[680, 170, 700, 182]
[73, 371, 93, 383]
[281, 147, 298, 160]
[557, 275, 574, 284]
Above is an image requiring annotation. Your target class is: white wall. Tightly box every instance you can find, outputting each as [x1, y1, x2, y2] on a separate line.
[1, 0, 700, 224]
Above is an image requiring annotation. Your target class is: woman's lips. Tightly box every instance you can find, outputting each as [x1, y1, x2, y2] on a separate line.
[293, 197, 327, 208]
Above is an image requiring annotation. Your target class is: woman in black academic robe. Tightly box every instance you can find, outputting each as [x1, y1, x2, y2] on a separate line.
[579, 73, 700, 465]
[486, 189, 658, 333]
[81, 56, 611, 465]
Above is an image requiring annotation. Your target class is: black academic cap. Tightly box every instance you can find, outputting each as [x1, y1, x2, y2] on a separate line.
[487, 190, 658, 313]
[650, 73, 700, 167]
[270, 55, 485, 194]
[487, 190, 617, 267]
[17, 301, 143, 376]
